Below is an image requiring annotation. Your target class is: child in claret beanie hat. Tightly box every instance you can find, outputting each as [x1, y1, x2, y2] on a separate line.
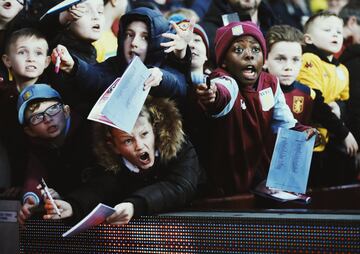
[192, 20, 317, 196]
[214, 21, 267, 66]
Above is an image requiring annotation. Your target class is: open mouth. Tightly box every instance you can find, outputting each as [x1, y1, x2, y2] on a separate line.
[129, 51, 140, 60]
[191, 52, 199, 57]
[92, 24, 101, 31]
[47, 125, 58, 133]
[242, 65, 257, 80]
[25, 65, 37, 71]
[139, 152, 150, 163]
[3, 2, 12, 8]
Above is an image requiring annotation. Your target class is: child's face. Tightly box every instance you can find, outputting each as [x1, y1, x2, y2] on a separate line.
[24, 101, 69, 139]
[189, 33, 207, 70]
[69, 0, 104, 42]
[110, 115, 155, 170]
[2, 36, 50, 82]
[223, 35, 264, 87]
[265, 41, 302, 86]
[305, 16, 343, 55]
[123, 21, 149, 63]
[0, 0, 23, 24]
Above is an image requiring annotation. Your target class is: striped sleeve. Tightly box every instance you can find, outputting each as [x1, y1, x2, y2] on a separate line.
[211, 77, 239, 118]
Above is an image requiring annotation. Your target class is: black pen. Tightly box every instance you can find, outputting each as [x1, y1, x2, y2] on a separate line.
[204, 69, 212, 89]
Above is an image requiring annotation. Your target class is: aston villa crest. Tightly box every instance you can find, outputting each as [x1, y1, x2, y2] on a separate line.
[293, 96, 304, 114]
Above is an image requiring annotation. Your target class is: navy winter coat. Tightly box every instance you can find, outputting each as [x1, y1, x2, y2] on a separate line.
[70, 7, 189, 100]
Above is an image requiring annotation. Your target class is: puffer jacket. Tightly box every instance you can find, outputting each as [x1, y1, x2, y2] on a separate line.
[65, 97, 202, 223]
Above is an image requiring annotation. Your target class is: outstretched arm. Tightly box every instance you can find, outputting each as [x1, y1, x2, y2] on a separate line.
[161, 20, 194, 59]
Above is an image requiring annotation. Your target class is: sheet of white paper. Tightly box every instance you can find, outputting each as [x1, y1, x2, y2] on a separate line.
[266, 127, 315, 194]
[101, 56, 151, 133]
[62, 203, 115, 237]
[87, 77, 121, 128]
[40, 0, 82, 20]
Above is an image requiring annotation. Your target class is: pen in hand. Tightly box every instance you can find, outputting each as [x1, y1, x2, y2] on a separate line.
[40, 178, 61, 217]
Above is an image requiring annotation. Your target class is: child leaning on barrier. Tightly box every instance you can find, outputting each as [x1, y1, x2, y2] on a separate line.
[43, 96, 203, 225]
[17, 84, 95, 225]
[193, 21, 318, 196]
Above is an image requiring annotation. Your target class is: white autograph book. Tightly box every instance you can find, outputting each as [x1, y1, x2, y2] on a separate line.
[62, 203, 116, 237]
[87, 56, 151, 133]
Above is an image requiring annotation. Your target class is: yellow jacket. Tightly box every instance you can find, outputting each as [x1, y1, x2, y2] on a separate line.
[298, 52, 349, 103]
[297, 51, 349, 151]
[93, 30, 118, 63]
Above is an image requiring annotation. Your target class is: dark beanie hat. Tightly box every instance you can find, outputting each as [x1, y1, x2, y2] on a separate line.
[214, 21, 266, 65]
[193, 24, 209, 58]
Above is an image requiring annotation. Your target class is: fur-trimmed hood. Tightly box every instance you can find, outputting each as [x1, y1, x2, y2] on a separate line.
[93, 96, 185, 173]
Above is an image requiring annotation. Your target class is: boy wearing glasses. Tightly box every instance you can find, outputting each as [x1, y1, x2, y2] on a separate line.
[17, 84, 95, 225]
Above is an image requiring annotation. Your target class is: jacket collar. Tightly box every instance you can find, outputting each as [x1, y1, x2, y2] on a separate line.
[303, 44, 340, 66]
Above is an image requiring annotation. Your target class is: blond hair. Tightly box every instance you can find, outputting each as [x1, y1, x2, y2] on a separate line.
[304, 11, 343, 33]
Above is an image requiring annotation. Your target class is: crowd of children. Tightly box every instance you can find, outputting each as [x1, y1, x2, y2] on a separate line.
[0, 0, 359, 226]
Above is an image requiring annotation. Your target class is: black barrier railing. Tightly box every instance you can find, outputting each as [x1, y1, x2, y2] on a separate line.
[20, 211, 360, 253]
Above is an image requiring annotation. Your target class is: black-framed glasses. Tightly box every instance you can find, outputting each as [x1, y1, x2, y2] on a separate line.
[27, 103, 63, 126]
